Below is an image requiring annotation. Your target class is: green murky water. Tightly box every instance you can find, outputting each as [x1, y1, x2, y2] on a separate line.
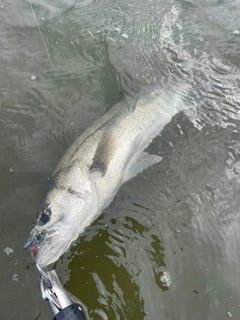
[1, 0, 240, 319]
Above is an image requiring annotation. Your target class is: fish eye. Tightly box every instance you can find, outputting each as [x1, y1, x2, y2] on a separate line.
[36, 208, 52, 225]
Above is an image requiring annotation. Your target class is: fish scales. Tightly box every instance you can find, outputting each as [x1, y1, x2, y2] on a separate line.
[24, 86, 191, 266]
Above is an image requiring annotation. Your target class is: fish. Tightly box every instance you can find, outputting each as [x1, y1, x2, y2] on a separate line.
[24, 85, 191, 267]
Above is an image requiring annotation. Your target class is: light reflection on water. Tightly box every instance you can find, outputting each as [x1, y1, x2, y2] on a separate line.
[1, 0, 240, 319]
[63, 110, 240, 319]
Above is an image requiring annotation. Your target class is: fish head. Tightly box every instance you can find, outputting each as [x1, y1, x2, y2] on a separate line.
[24, 219, 76, 267]
[24, 187, 94, 267]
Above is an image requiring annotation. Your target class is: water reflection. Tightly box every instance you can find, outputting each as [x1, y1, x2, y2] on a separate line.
[1, 0, 240, 319]
[61, 105, 240, 319]
[65, 212, 167, 320]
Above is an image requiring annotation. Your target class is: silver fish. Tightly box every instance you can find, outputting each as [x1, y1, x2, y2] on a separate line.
[24, 86, 191, 267]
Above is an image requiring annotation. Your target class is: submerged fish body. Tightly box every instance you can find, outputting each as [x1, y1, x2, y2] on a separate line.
[25, 86, 191, 266]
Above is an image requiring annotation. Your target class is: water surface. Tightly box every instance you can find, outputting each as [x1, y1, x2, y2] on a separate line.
[1, 0, 240, 319]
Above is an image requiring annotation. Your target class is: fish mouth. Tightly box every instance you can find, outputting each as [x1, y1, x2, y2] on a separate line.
[24, 221, 71, 267]
[24, 241, 40, 262]
[24, 229, 43, 261]
[23, 237, 34, 250]
[24, 231, 36, 251]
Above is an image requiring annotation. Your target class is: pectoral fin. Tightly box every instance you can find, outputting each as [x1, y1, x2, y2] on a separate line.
[67, 187, 83, 199]
[89, 133, 115, 176]
[123, 151, 162, 183]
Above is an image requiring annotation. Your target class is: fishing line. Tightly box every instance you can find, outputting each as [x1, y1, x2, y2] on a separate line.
[28, 0, 55, 71]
